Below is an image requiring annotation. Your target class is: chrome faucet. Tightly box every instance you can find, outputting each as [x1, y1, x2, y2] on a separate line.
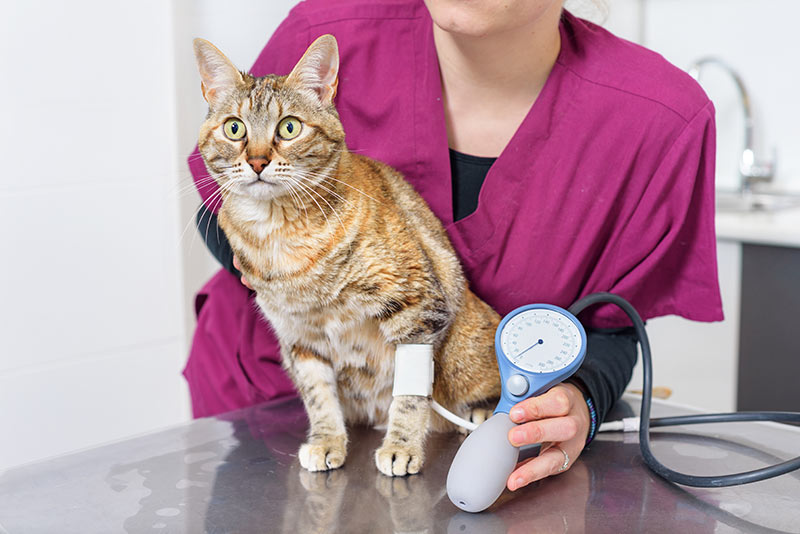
[687, 57, 775, 192]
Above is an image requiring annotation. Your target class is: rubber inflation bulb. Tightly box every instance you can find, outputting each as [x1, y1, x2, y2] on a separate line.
[447, 413, 520, 513]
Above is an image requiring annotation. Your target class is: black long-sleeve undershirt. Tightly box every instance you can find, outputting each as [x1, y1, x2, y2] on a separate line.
[196, 209, 240, 278]
[195, 151, 638, 426]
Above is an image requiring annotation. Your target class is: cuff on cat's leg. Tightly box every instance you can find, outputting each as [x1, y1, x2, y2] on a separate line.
[392, 344, 434, 397]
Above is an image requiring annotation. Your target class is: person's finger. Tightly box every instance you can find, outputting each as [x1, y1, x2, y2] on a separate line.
[507, 444, 575, 491]
[508, 415, 578, 447]
[509, 386, 572, 423]
[232, 255, 253, 289]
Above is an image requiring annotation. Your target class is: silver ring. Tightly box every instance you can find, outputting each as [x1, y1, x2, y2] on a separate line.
[555, 446, 569, 472]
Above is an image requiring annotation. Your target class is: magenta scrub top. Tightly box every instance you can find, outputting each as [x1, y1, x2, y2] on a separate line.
[185, 1, 723, 418]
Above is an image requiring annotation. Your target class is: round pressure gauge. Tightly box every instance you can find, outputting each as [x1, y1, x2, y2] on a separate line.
[493, 303, 587, 414]
[499, 308, 584, 373]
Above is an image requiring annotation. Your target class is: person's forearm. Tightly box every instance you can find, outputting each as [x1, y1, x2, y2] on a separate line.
[569, 327, 639, 432]
[196, 208, 240, 277]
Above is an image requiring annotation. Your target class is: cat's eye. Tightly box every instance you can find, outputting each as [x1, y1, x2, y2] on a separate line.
[223, 118, 246, 141]
[277, 117, 302, 140]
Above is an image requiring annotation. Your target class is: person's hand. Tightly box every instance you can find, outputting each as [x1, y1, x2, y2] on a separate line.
[232, 255, 253, 289]
[506, 383, 590, 491]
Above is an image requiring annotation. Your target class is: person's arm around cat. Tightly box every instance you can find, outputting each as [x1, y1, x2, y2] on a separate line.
[232, 255, 252, 290]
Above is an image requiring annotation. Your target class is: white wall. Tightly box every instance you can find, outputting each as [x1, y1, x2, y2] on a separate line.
[569, 0, 645, 42]
[0, 1, 189, 470]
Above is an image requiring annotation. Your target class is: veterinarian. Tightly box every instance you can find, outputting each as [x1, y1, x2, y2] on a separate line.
[188, 0, 721, 492]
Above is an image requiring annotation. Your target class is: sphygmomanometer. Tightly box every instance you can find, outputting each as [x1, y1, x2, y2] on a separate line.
[393, 292, 800, 513]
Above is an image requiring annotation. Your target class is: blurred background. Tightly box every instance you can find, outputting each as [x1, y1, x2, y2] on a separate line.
[1, 0, 798, 470]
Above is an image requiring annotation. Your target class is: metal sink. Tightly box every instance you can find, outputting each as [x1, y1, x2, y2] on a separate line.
[716, 190, 800, 213]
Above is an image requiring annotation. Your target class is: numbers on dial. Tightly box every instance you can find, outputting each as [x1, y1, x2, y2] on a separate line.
[500, 309, 583, 374]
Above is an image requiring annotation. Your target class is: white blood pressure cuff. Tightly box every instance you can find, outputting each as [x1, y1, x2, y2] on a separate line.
[392, 344, 434, 397]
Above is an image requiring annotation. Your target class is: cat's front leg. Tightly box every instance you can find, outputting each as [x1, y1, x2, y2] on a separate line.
[375, 395, 430, 476]
[289, 347, 348, 472]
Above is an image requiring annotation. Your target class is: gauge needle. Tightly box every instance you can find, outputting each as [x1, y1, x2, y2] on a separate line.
[516, 339, 544, 358]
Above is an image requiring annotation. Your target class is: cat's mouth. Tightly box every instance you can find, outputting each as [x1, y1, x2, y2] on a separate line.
[248, 176, 279, 187]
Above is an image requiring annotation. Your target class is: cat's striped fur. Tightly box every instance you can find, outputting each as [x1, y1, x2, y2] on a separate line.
[194, 35, 501, 476]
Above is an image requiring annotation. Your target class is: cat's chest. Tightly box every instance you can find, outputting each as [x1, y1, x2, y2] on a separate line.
[259, 298, 390, 360]
[219, 202, 329, 281]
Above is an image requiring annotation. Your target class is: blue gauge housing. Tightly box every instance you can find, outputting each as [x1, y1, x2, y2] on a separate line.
[493, 303, 588, 415]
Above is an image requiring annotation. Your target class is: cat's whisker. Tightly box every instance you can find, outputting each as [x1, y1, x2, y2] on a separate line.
[180, 177, 238, 252]
[178, 184, 225, 251]
[186, 188, 226, 249]
[297, 167, 383, 205]
[178, 181, 227, 243]
[281, 178, 309, 219]
[301, 179, 348, 238]
[292, 171, 354, 210]
[202, 180, 239, 247]
[292, 167, 349, 218]
[292, 172, 355, 258]
[288, 176, 334, 233]
[171, 163, 234, 198]
[281, 178, 312, 225]
[173, 175, 221, 197]
[287, 181, 325, 231]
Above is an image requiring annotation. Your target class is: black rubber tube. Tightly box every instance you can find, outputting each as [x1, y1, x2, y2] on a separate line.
[568, 292, 800, 488]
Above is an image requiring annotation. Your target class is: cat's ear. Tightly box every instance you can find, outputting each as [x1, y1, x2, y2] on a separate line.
[286, 35, 339, 105]
[193, 38, 244, 106]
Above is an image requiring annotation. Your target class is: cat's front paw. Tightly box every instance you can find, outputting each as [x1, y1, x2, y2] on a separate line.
[375, 443, 424, 477]
[298, 435, 347, 472]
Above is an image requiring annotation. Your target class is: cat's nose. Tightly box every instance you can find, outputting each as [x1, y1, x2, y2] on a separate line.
[247, 157, 269, 175]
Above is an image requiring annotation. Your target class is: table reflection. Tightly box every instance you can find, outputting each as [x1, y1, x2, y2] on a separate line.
[3, 395, 795, 533]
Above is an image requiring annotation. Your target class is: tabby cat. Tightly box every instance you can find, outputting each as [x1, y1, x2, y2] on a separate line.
[193, 35, 501, 476]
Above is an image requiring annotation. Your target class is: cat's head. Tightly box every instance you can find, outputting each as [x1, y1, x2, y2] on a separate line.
[193, 35, 345, 202]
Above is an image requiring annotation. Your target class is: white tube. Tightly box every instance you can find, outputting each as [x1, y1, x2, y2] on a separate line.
[432, 400, 478, 432]
[598, 416, 641, 433]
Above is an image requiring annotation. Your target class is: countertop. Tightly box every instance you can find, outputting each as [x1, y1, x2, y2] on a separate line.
[715, 201, 800, 248]
[1, 394, 799, 534]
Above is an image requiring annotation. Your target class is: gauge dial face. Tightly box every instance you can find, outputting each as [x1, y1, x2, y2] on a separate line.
[499, 308, 583, 373]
